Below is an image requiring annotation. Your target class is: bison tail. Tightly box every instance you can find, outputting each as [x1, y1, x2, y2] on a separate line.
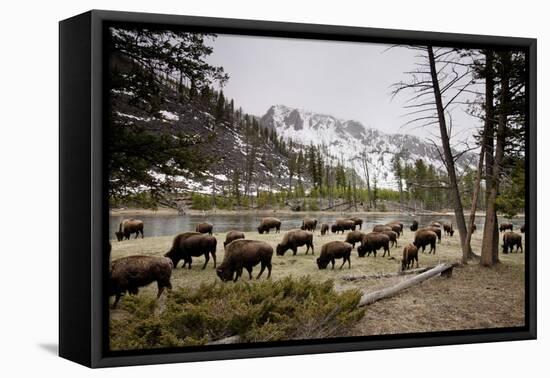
[118, 221, 124, 233]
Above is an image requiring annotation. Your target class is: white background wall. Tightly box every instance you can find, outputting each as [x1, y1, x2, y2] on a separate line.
[0, 0, 546, 376]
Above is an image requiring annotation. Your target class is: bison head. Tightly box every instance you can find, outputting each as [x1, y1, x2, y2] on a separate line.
[115, 231, 124, 242]
[357, 244, 367, 257]
[276, 244, 287, 256]
[216, 266, 234, 282]
[410, 221, 419, 231]
[331, 225, 337, 233]
[257, 226, 264, 234]
[449, 229, 455, 236]
[316, 257, 328, 270]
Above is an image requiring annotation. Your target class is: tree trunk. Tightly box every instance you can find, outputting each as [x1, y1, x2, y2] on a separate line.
[427, 46, 469, 257]
[481, 51, 509, 267]
[359, 262, 458, 306]
[465, 51, 495, 262]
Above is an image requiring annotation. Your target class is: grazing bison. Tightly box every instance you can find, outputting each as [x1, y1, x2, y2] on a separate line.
[109, 255, 172, 308]
[276, 229, 314, 256]
[316, 241, 352, 270]
[385, 223, 402, 236]
[410, 220, 419, 232]
[115, 219, 144, 241]
[413, 230, 437, 254]
[348, 217, 363, 230]
[216, 240, 273, 282]
[401, 244, 419, 271]
[499, 223, 514, 232]
[443, 223, 454, 236]
[224, 230, 245, 247]
[420, 226, 442, 243]
[331, 219, 356, 234]
[301, 217, 318, 231]
[520, 224, 525, 233]
[381, 230, 399, 248]
[387, 221, 404, 236]
[196, 222, 214, 235]
[320, 223, 329, 236]
[358, 232, 391, 258]
[257, 217, 282, 234]
[164, 232, 217, 269]
[372, 224, 392, 233]
[502, 232, 523, 254]
[344, 230, 365, 249]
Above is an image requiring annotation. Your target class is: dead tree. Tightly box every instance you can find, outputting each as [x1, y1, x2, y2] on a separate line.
[392, 46, 478, 259]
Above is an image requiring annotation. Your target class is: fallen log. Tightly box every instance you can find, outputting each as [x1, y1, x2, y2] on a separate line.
[206, 335, 242, 345]
[341, 266, 433, 281]
[358, 262, 459, 307]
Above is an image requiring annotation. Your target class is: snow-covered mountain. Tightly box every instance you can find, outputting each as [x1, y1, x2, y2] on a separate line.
[260, 104, 475, 189]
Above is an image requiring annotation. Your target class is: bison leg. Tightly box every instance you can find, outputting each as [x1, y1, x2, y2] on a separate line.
[310, 243, 314, 255]
[202, 253, 210, 270]
[256, 263, 266, 279]
[339, 259, 346, 269]
[211, 252, 217, 268]
[112, 293, 122, 309]
[246, 266, 254, 280]
[331, 259, 335, 269]
[234, 267, 243, 282]
[348, 256, 351, 269]
[292, 247, 298, 256]
[187, 257, 193, 269]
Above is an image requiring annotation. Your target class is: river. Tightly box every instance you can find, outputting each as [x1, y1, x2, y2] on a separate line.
[109, 212, 524, 238]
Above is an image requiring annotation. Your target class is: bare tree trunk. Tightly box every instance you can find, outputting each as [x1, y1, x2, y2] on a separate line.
[481, 51, 509, 267]
[465, 51, 494, 262]
[427, 46, 469, 256]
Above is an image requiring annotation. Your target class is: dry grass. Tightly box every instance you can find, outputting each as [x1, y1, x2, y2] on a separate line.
[110, 226, 526, 336]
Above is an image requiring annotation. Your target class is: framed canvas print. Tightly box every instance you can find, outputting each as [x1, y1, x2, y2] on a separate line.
[59, 10, 536, 368]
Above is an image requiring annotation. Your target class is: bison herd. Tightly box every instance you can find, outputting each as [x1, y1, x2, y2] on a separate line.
[110, 216, 526, 307]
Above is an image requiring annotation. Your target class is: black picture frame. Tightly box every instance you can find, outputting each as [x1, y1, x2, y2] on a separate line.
[59, 9, 537, 368]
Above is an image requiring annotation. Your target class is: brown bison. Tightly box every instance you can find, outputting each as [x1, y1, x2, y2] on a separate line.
[164, 232, 217, 269]
[223, 230, 245, 247]
[331, 219, 356, 234]
[344, 230, 365, 249]
[109, 255, 172, 308]
[499, 223, 514, 232]
[443, 223, 454, 236]
[196, 222, 214, 235]
[401, 244, 419, 271]
[358, 232, 391, 258]
[320, 223, 329, 236]
[420, 226, 442, 243]
[414, 230, 437, 254]
[348, 217, 363, 229]
[471, 224, 477, 233]
[520, 224, 525, 233]
[316, 241, 352, 269]
[301, 217, 318, 231]
[502, 232, 523, 254]
[387, 221, 404, 236]
[381, 230, 399, 248]
[372, 224, 392, 233]
[115, 219, 144, 241]
[276, 230, 314, 256]
[216, 240, 273, 282]
[258, 217, 282, 234]
[410, 220, 419, 232]
[385, 223, 402, 236]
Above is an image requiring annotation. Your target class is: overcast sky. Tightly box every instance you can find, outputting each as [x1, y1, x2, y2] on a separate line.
[207, 34, 481, 140]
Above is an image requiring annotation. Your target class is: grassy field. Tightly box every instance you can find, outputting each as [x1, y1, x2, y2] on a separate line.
[110, 226, 525, 341]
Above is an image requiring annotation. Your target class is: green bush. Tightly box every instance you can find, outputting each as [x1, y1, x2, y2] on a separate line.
[110, 276, 364, 350]
[191, 193, 212, 210]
